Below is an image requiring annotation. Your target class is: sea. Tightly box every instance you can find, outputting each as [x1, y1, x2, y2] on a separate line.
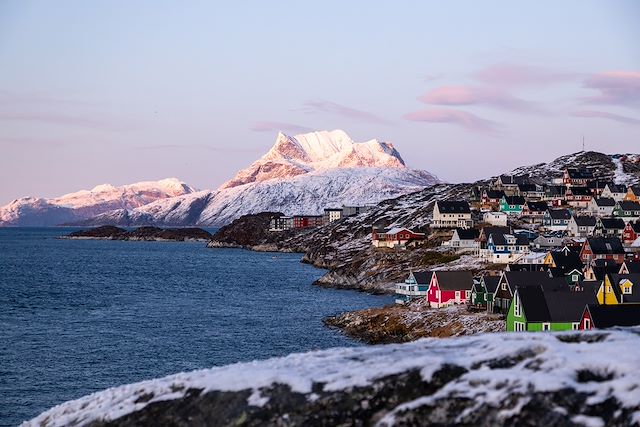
[0, 228, 392, 426]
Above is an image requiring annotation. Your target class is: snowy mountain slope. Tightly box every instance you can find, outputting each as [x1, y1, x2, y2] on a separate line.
[0, 178, 196, 226]
[75, 130, 440, 227]
[25, 328, 640, 426]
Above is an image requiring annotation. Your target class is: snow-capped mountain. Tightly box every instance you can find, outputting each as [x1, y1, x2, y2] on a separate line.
[0, 178, 196, 226]
[72, 130, 440, 227]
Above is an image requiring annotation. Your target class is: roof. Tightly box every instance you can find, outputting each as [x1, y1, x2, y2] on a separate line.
[484, 189, 505, 199]
[588, 181, 611, 190]
[517, 286, 550, 322]
[568, 187, 592, 196]
[518, 183, 538, 192]
[550, 250, 584, 273]
[628, 222, 640, 233]
[481, 276, 500, 293]
[605, 183, 627, 193]
[436, 200, 471, 214]
[609, 273, 640, 303]
[410, 271, 432, 285]
[589, 264, 621, 281]
[586, 237, 625, 255]
[573, 216, 596, 227]
[622, 260, 640, 274]
[503, 271, 553, 291]
[586, 304, 640, 328]
[432, 271, 474, 291]
[544, 286, 597, 322]
[526, 201, 549, 212]
[598, 218, 625, 230]
[629, 185, 640, 195]
[498, 175, 529, 185]
[490, 233, 529, 246]
[480, 226, 511, 240]
[618, 201, 640, 211]
[503, 195, 526, 205]
[547, 209, 571, 220]
[507, 264, 550, 272]
[593, 198, 615, 207]
[566, 168, 594, 180]
[454, 228, 480, 240]
[384, 227, 423, 236]
[546, 186, 567, 196]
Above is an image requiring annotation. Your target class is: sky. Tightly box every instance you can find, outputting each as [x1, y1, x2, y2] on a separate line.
[1, 0, 639, 205]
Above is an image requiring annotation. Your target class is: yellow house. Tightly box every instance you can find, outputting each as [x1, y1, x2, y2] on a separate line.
[597, 275, 638, 305]
[597, 275, 620, 305]
[624, 186, 639, 202]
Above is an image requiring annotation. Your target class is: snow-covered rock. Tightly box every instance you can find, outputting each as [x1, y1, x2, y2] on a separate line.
[24, 328, 640, 426]
[75, 130, 440, 227]
[0, 178, 196, 226]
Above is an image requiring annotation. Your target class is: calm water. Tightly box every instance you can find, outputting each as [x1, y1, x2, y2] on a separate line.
[0, 228, 392, 426]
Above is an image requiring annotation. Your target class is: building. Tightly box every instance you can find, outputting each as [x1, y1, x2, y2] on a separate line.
[588, 198, 616, 217]
[567, 215, 596, 237]
[341, 205, 372, 217]
[601, 183, 627, 202]
[544, 185, 567, 207]
[432, 200, 472, 229]
[482, 211, 508, 226]
[565, 186, 593, 208]
[269, 216, 294, 231]
[484, 232, 530, 264]
[613, 201, 640, 222]
[622, 221, 640, 244]
[594, 217, 625, 238]
[522, 201, 548, 223]
[624, 185, 640, 202]
[580, 237, 626, 265]
[292, 215, 324, 229]
[493, 271, 553, 314]
[580, 304, 640, 330]
[469, 275, 500, 311]
[444, 228, 480, 254]
[499, 195, 526, 215]
[563, 167, 594, 187]
[532, 235, 564, 250]
[480, 189, 505, 211]
[426, 271, 474, 308]
[371, 226, 425, 249]
[494, 175, 529, 195]
[395, 271, 432, 304]
[517, 183, 545, 199]
[323, 208, 343, 224]
[596, 273, 640, 305]
[542, 209, 571, 232]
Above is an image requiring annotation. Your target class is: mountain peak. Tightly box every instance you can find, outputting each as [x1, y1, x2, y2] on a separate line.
[220, 130, 406, 189]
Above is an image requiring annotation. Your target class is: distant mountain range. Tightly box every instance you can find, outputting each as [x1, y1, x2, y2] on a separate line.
[0, 130, 440, 227]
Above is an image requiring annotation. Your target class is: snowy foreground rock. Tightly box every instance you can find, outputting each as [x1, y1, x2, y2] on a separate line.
[26, 329, 640, 426]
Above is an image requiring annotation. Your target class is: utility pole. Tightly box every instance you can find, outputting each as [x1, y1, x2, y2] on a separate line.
[582, 136, 585, 152]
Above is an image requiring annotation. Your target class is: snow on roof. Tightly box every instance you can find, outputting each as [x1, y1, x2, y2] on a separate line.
[25, 329, 640, 427]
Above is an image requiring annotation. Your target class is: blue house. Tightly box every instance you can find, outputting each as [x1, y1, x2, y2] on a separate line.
[395, 271, 432, 304]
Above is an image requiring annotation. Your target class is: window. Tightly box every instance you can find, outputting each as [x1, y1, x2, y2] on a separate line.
[572, 323, 579, 330]
[606, 286, 612, 293]
[584, 318, 591, 330]
[514, 322, 525, 332]
[623, 286, 631, 294]
[542, 323, 551, 331]
[501, 283, 506, 290]
[514, 296, 521, 317]
[572, 274, 579, 282]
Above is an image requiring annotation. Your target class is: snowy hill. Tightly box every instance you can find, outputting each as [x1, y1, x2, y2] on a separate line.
[0, 178, 196, 226]
[73, 130, 440, 227]
[24, 328, 640, 426]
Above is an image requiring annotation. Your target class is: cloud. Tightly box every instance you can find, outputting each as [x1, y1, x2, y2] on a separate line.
[404, 108, 498, 133]
[250, 121, 314, 134]
[473, 64, 576, 87]
[418, 85, 542, 113]
[582, 71, 640, 107]
[0, 111, 136, 131]
[134, 144, 257, 153]
[571, 110, 640, 126]
[301, 100, 391, 125]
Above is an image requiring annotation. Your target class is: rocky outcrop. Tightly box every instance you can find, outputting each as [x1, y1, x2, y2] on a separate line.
[66, 226, 212, 241]
[26, 328, 640, 427]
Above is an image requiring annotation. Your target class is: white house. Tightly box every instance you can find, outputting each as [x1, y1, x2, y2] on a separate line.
[483, 211, 508, 226]
[567, 215, 597, 237]
[601, 184, 627, 202]
[323, 208, 343, 224]
[432, 201, 473, 229]
[588, 198, 615, 217]
[443, 228, 480, 254]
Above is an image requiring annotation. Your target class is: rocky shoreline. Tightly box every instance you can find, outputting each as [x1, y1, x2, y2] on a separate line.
[64, 226, 212, 242]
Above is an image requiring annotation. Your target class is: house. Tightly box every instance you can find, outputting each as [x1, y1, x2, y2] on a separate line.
[323, 208, 343, 224]
[584, 259, 621, 281]
[292, 215, 324, 229]
[444, 228, 480, 254]
[508, 282, 596, 332]
[269, 216, 294, 231]
[588, 197, 616, 216]
[622, 221, 640, 244]
[480, 189, 505, 210]
[594, 217, 625, 237]
[371, 226, 425, 249]
[544, 247, 585, 285]
[542, 209, 571, 232]
[563, 167, 594, 187]
[580, 237, 626, 265]
[482, 211, 508, 226]
[499, 195, 526, 215]
[522, 201, 548, 223]
[395, 271, 432, 304]
[494, 175, 529, 195]
[341, 205, 372, 217]
[601, 183, 627, 202]
[567, 215, 596, 237]
[613, 201, 640, 222]
[517, 252, 548, 265]
[507, 264, 550, 272]
[624, 185, 640, 202]
[565, 186, 593, 208]
[493, 271, 552, 314]
[596, 273, 640, 305]
[432, 201, 473, 229]
[620, 259, 640, 274]
[484, 232, 530, 264]
[426, 271, 475, 308]
[517, 183, 545, 199]
[580, 304, 640, 330]
[479, 226, 511, 248]
[532, 235, 564, 250]
[587, 180, 611, 197]
[469, 275, 500, 311]
[544, 185, 567, 207]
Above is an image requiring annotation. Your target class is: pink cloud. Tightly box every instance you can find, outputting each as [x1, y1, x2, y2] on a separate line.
[582, 71, 640, 107]
[302, 100, 391, 125]
[473, 64, 576, 87]
[571, 110, 640, 126]
[418, 85, 541, 113]
[0, 111, 135, 131]
[250, 121, 314, 133]
[404, 108, 498, 133]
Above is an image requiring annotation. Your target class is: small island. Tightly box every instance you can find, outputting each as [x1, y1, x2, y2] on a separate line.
[65, 225, 212, 242]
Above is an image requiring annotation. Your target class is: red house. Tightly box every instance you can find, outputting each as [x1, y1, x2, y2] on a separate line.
[622, 221, 640, 244]
[371, 226, 425, 249]
[579, 237, 626, 265]
[580, 304, 640, 330]
[426, 271, 474, 308]
[292, 215, 323, 229]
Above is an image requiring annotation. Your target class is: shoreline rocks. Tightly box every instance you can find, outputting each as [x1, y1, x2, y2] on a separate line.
[65, 226, 212, 242]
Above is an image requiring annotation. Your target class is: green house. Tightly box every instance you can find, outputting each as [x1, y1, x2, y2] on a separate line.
[470, 276, 500, 311]
[507, 281, 597, 332]
[499, 195, 525, 215]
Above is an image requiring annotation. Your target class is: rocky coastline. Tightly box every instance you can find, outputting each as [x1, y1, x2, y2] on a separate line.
[65, 226, 212, 242]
